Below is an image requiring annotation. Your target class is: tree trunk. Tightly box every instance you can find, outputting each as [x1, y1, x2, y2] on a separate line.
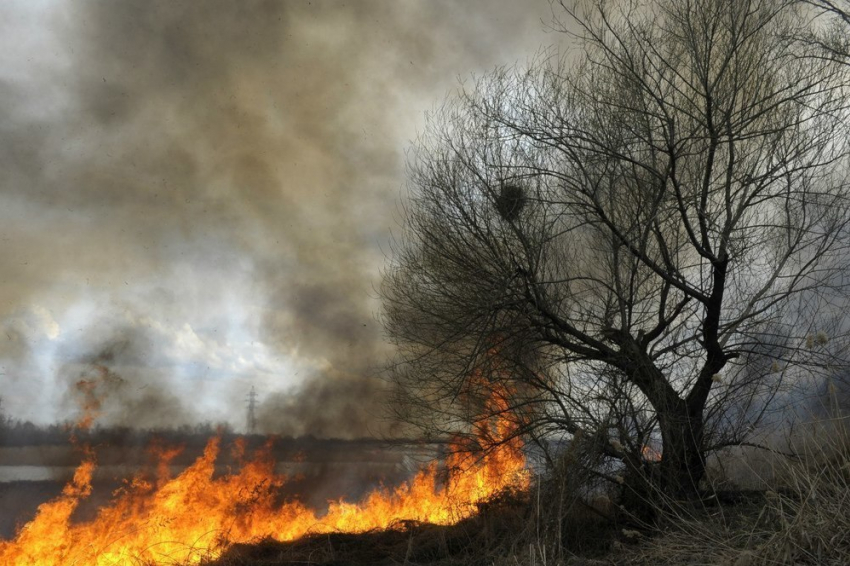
[617, 342, 710, 499]
[657, 398, 705, 497]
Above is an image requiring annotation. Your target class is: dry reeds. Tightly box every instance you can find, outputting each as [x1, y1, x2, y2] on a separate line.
[603, 413, 850, 566]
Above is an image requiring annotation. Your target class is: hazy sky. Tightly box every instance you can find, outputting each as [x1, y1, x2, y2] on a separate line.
[0, 1, 557, 435]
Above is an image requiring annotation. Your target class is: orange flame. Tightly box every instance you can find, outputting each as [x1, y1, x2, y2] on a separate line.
[641, 445, 661, 463]
[0, 398, 527, 565]
[71, 364, 119, 432]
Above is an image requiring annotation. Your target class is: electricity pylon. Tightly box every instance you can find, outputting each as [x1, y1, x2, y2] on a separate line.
[246, 387, 258, 434]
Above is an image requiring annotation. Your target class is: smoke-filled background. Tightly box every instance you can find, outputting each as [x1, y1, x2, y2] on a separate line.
[0, 1, 556, 436]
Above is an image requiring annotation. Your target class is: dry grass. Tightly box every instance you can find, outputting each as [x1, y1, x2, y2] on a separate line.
[747, 416, 850, 565]
[203, 488, 533, 566]
[198, 411, 850, 566]
[594, 415, 850, 566]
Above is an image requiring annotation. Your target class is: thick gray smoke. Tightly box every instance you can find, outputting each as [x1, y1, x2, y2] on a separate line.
[0, 0, 553, 436]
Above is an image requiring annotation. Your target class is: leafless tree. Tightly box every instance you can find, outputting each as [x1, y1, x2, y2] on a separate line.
[802, 0, 850, 22]
[797, 1, 850, 62]
[382, 0, 850, 497]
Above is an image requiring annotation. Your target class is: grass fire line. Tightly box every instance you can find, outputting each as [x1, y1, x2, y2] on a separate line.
[0, 399, 528, 565]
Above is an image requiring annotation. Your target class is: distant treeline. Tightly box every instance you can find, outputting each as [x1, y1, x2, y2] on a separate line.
[0, 418, 241, 448]
[0, 416, 436, 453]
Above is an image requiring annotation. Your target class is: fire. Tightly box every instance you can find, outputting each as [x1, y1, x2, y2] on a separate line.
[0, 398, 527, 565]
[641, 444, 661, 463]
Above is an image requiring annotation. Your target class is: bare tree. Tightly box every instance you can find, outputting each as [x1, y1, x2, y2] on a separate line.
[797, 1, 850, 62]
[382, 0, 850, 497]
[802, 0, 850, 22]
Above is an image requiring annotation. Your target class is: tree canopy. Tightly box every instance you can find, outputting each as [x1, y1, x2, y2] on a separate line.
[382, 0, 850, 495]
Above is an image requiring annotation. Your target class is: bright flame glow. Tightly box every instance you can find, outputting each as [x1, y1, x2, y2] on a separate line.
[0, 393, 528, 565]
[642, 445, 661, 463]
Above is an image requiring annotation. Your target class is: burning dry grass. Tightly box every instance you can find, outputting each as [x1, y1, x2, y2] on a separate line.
[206, 490, 531, 566]
[318, 415, 849, 566]
[198, 474, 619, 566]
[0, 390, 529, 565]
[0, 434, 527, 565]
[3, 399, 848, 566]
[9, 435, 850, 566]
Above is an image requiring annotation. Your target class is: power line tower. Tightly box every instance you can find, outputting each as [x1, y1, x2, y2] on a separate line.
[246, 387, 258, 434]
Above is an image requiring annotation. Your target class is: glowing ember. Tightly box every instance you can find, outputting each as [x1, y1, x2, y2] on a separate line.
[641, 445, 661, 463]
[0, 397, 527, 565]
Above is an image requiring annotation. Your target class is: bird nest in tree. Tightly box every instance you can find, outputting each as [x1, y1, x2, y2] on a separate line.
[494, 184, 526, 221]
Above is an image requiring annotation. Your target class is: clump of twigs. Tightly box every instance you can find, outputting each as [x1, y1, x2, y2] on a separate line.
[494, 184, 526, 222]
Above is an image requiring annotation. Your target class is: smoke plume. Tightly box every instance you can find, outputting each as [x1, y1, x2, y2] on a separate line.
[0, 0, 553, 435]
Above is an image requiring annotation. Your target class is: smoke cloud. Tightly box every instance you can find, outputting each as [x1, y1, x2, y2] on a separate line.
[0, 0, 554, 436]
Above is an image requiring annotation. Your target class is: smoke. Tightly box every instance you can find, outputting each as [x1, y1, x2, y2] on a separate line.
[0, 0, 554, 435]
[58, 326, 197, 430]
[255, 374, 389, 438]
